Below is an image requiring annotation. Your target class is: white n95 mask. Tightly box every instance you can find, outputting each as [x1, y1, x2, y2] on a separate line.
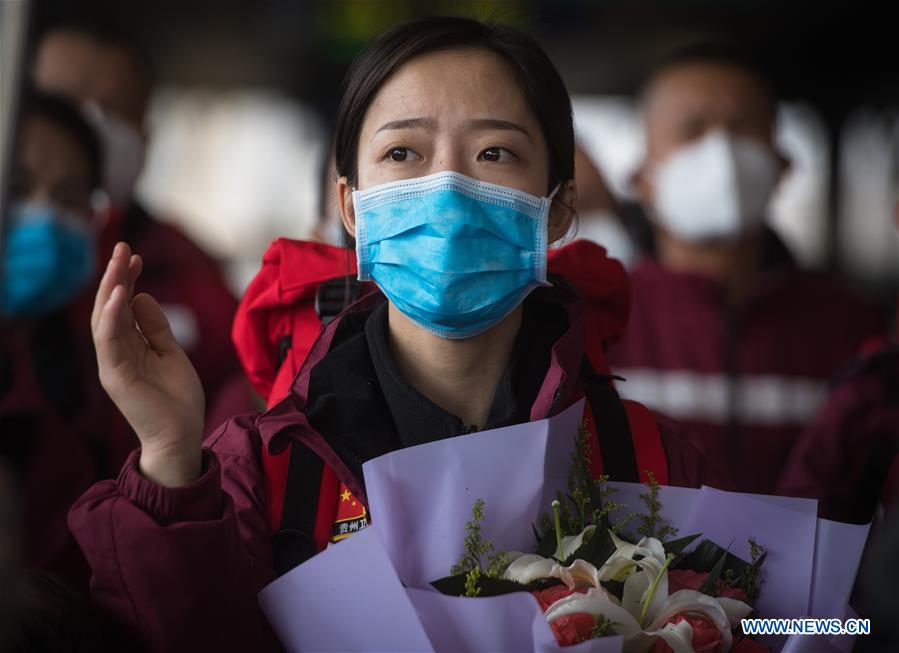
[82, 103, 146, 207]
[652, 130, 780, 242]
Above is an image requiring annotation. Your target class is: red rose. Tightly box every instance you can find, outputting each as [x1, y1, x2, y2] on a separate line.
[532, 586, 587, 612]
[719, 585, 749, 601]
[533, 587, 595, 647]
[550, 613, 597, 646]
[668, 569, 749, 603]
[651, 614, 723, 653]
[667, 569, 707, 593]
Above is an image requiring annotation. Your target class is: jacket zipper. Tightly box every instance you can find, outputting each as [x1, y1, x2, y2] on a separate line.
[544, 386, 563, 418]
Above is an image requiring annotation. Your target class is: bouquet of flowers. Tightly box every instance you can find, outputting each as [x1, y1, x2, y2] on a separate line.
[259, 401, 870, 653]
[429, 424, 767, 652]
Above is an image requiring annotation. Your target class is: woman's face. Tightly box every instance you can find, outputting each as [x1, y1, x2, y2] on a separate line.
[338, 48, 573, 240]
[12, 115, 94, 221]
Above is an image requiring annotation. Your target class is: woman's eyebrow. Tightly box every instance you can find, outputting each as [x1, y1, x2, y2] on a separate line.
[373, 117, 531, 137]
[374, 117, 437, 134]
[465, 118, 531, 138]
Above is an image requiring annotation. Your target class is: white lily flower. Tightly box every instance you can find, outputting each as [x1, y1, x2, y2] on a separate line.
[631, 620, 695, 653]
[504, 553, 556, 585]
[523, 524, 756, 652]
[621, 555, 667, 625]
[544, 580, 754, 652]
[643, 589, 734, 652]
[503, 552, 601, 588]
[716, 596, 755, 628]
[598, 532, 666, 582]
[559, 525, 596, 560]
[544, 586, 642, 639]
[503, 525, 605, 588]
[544, 587, 692, 653]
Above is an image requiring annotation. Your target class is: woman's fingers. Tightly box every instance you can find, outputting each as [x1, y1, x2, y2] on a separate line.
[94, 284, 135, 377]
[126, 254, 143, 299]
[91, 242, 132, 333]
[132, 293, 180, 355]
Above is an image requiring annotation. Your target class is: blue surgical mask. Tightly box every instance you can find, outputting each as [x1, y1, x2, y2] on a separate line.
[353, 171, 557, 339]
[2, 202, 97, 318]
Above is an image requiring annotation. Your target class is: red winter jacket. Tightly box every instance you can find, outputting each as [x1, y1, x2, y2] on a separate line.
[609, 254, 886, 494]
[68, 239, 718, 653]
[0, 325, 99, 588]
[233, 239, 631, 406]
[777, 341, 899, 523]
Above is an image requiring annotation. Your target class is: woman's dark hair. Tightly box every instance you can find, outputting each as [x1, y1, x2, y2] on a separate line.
[20, 88, 103, 190]
[334, 16, 574, 194]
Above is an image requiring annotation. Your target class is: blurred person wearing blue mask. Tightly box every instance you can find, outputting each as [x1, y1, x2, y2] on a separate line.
[0, 90, 115, 588]
[4, 90, 101, 317]
[610, 44, 886, 495]
[3, 109, 98, 318]
[33, 20, 245, 431]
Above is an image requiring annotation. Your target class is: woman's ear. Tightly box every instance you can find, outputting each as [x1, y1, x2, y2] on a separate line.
[548, 179, 577, 243]
[337, 176, 356, 238]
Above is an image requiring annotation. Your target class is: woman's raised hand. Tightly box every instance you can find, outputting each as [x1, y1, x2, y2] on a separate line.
[92, 242, 205, 487]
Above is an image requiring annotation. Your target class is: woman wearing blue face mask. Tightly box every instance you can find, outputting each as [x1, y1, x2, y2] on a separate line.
[0, 91, 119, 587]
[3, 93, 100, 318]
[71, 17, 719, 653]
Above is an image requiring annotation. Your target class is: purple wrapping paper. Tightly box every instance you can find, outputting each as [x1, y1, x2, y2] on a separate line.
[258, 526, 433, 652]
[809, 519, 870, 619]
[259, 400, 871, 652]
[362, 399, 583, 590]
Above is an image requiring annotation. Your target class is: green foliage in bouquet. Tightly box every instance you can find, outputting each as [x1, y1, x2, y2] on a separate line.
[635, 471, 678, 541]
[741, 538, 767, 603]
[435, 499, 564, 597]
[591, 614, 614, 638]
[432, 568, 535, 598]
[533, 422, 628, 562]
[444, 499, 519, 597]
[675, 537, 767, 604]
[450, 499, 507, 578]
[534, 423, 690, 568]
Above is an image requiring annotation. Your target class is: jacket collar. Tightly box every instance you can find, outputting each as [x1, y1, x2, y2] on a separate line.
[257, 281, 594, 506]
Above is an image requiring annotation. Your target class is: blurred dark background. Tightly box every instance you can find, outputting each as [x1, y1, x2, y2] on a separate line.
[17, 0, 899, 307]
[27, 1, 899, 113]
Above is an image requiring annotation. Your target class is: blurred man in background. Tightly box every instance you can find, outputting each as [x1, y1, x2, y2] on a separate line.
[609, 45, 885, 494]
[776, 205, 899, 523]
[33, 21, 243, 423]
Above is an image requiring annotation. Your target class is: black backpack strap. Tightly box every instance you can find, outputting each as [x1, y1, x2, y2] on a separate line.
[581, 360, 640, 483]
[272, 442, 324, 576]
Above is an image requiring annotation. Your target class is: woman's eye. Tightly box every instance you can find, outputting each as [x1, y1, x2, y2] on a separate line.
[386, 147, 419, 162]
[479, 147, 516, 163]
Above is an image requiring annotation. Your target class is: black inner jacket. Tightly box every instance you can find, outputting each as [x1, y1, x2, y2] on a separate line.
[302, 287, 569, 486]
[273, 281, 640, 574]
[273, 284, 572, 574]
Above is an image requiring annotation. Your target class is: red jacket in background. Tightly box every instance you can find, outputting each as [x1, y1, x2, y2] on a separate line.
[608, 255, 886, 494]
[101, 203, 243, 419]
[0, 324, 100, 588]
[69, 239, 719, 653]
[777, 342, 899, 523]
